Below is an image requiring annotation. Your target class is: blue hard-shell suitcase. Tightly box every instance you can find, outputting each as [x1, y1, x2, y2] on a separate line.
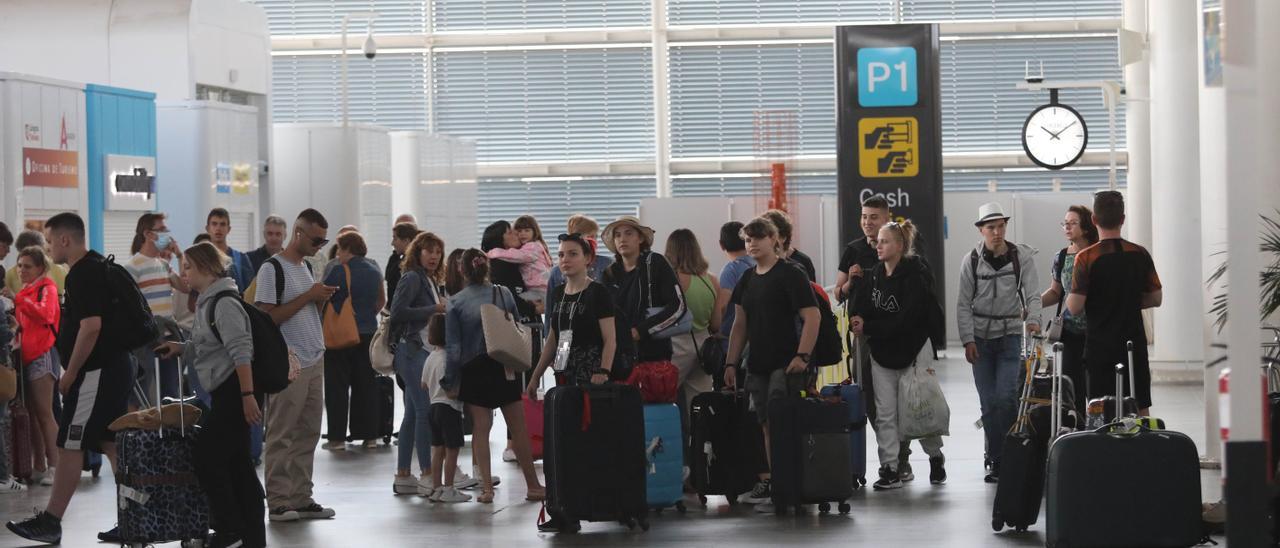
[643, 403, 686, 512]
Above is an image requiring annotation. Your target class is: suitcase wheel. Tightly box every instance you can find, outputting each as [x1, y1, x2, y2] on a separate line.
[90, 463, 101, 478]
[818, 502, 831, 514]
[838, 502, 851, 515]
[638, 518, 650, 532]
[991, 512, 1004, 532]
[675, 500, 687, 514]
[1014, 525, 1028, 533]
[563, 519, 581, 534]
[854, 474, 865, 488]
[623, 518, 636, 530]
[698, 495, 708, 507]
[726, 494, 738, 506]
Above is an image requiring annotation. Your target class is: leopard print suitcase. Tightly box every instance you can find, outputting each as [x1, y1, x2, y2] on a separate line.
[116, 428, 209, 544]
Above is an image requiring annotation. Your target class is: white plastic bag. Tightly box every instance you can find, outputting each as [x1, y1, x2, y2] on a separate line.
[898, 364, 950, 440]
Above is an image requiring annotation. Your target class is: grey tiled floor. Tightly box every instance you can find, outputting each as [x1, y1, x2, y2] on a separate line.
[0, 347, 1223, 547]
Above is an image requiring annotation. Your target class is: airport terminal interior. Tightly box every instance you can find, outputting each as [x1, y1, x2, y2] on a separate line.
[0, 0, 1276, 546]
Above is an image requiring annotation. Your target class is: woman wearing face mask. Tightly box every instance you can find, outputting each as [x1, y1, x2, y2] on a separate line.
[154, 243, 265, 548]
[1040, 206, 1098, 414]
[387, 232, 451, 497]
[850, 220, 948, 491]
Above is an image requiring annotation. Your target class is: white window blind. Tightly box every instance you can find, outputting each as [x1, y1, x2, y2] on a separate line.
[940, 35, 1124, 152]
[670, 173, 837, 197]
[900, 0, 1119, 21]
[432, 0, 650, 32]
[670, 168, 1123, 196]
[271, 52, 427, 129]
[431, 48, 654, 163]
[476, 176, 656, 246]
[668, 43, 835, 159]
[667, 0, 893, 26]
[250, 0, 427, 36]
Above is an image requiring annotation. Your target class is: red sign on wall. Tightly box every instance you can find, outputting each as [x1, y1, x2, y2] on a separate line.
[22, 148, 79, 188]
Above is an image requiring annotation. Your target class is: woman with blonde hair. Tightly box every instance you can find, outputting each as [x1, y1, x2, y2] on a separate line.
[850, 220, 947, 490]
[155, 242, 266, 548]
[13, 246, 62, 489]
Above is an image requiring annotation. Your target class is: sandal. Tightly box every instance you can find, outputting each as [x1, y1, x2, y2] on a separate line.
[526, 487, 546, 502]
[477, 487, 495, 504]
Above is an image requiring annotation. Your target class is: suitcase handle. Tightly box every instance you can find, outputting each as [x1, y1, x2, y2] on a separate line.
[1051, 342, 1063, 444]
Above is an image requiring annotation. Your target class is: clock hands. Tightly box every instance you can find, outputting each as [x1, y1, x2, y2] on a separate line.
[1040, 126, 1058, 140]
[1049, 120, 1078, 140]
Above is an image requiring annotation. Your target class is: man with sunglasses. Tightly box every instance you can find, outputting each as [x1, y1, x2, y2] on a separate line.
[255, 209, 339, 523]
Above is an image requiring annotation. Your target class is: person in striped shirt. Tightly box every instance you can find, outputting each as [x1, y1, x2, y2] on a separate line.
[124, 212, 190, 408]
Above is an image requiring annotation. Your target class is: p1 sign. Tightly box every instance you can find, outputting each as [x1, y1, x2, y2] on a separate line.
[856, 47, 918, 107]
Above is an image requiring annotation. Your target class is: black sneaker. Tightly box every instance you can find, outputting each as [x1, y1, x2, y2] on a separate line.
[742, 480, 771, 504]
[6, 510, 62, 545]
[984, 463, 1000, 484]
[209, 531, 245, 548]
[97, 524, 122, 542]
[537, 516, 562, 533]
[872, 465, 902, 490]
[929, 456, 947, 485]
[898, 460, 915, 482]
[294, 503, 336, 519]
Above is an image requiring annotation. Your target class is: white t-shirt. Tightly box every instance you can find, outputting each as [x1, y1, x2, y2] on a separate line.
[421, 346, 461, 411]
[255, 255, 325, 367]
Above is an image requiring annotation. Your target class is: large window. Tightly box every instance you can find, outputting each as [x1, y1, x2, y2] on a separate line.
[257, 0, 1128, 237]
[432, 47, 655, 163]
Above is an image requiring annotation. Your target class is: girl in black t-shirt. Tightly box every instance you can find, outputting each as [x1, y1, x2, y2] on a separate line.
[526, 233, 617, 390]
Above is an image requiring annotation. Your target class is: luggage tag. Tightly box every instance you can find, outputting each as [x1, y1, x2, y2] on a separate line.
[553, 330, 574, 372]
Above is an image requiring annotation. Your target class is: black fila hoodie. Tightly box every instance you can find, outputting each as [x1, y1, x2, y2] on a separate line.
[852, 255, 944, 369]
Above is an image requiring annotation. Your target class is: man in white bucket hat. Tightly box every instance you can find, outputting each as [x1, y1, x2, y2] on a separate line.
[957, 202, 1041, 484]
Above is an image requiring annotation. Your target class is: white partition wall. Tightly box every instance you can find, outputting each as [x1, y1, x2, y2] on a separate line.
[157, 101, 262, 249]
[273, 123, 392, 263]
[0, 73, 89, 254]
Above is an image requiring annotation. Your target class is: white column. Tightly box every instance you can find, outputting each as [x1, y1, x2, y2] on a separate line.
[651, 0, 671, 198]
[1123, 0, 1152, 248]
[1148, 0, 1204, 364]
[1196, 0, 1228, 465]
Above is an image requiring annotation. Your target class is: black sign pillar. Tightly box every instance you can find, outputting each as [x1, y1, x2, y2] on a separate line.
[836, 24, 945, 306]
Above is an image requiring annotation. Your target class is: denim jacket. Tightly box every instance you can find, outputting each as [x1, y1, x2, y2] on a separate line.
[443, 282, 518, 391]
[389, 269, 443, 346]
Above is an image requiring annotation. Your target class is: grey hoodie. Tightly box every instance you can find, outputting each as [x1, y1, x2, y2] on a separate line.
[182, 277, 255, 391]
[956, 241, 1041, 344]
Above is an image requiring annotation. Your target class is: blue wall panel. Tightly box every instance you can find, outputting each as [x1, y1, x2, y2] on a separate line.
[85, 84, 157, 252]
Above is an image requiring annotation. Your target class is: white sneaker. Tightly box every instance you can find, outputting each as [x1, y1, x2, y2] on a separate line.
[422, 478, 442, 501]
[0, 478, 27, 493]
[434, 487, 472, 503]
[393, 475, 419, 495]
[452, 473, 479, 490]
[502, 448, 516, 462]
[40, 468, 55, 486]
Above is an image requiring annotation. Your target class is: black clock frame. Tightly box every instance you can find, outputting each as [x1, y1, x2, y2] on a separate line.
[1021, 89, 1089, 171]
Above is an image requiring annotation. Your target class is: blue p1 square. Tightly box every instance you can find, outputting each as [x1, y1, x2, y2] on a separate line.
[857, 47, 918, 107]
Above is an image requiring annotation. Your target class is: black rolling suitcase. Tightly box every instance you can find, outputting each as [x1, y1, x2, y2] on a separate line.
[767, 396, 853, 515]
[541, 383, 648, 533]
[1045, 361, 1204, 547]
[688, 390, 760, 506]
[992, 340, 1068, 532]
[375, 375, 395, 443]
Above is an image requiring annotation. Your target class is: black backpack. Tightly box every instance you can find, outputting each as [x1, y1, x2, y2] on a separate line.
[102, 255, 158, 352]
[206, 290, 291, 395]
[807, 282, 843, 367]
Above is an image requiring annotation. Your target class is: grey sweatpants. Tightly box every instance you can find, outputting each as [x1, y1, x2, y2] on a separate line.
[870, 344, 944, 471]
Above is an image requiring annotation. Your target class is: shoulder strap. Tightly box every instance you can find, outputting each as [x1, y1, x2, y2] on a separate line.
[969, 249, 980, 296]
[267, 257, 286, 305]
[644, 251, 654, 309]
[1055, 247, 1068, 317]
[205, 289, 243, 343]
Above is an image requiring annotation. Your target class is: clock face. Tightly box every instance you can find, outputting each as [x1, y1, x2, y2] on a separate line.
[1022, 103, 1088, 170]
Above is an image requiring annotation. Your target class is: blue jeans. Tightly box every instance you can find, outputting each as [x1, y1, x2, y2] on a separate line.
[393, 339, 431, 472]
[971, 335, 1022, 466]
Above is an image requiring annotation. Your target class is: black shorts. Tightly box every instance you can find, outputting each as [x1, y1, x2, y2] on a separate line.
[58, 353, 133, 453]
[428, 403, 464, 449]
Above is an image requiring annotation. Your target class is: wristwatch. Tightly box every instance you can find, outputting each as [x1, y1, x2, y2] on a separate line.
[795, 353, 811, 364]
